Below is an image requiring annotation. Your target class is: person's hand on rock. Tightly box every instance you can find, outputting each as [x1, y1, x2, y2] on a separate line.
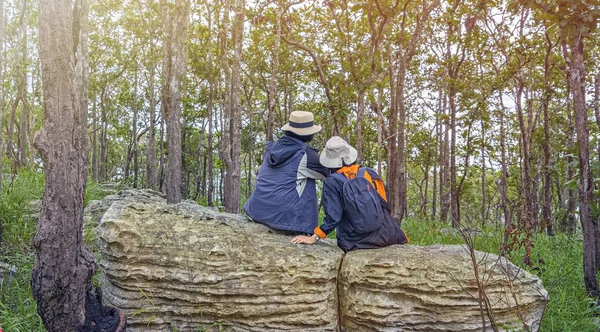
[291, 235, 317, 245]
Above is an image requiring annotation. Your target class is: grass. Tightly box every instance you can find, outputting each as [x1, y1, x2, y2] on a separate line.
[0, 170, 598, 331]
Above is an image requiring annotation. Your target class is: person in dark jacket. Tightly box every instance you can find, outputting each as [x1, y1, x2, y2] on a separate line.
[292, 136, 409, 251]
[244, 111, 329, 234]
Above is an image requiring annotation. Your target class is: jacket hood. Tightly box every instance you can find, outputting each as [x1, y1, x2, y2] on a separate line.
[266, 136, 305, 167]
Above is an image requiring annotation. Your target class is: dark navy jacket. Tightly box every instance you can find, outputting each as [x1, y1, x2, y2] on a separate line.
[317, 166, 408, 252]
[244, 135, 329, 234]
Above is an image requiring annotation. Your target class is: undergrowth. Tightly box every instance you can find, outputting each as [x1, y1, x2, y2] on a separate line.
[0, 170, 598, 331]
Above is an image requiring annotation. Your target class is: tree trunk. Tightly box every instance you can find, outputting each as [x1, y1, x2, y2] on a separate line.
[570, 33, 599, 298]
[32, 1, 97, 330]
[18, 1, 28, 166]
[498, 91, 511, 249]
[480, 116, 486, 225]
[266, 0, 280, 142]
[147, 61, 158, 190]
[91, 99, 98, 182]
[223, 0, 244, 213]
[0, 0, 4, 190]
[396, 67, 407, 223]
[99, 87, 108, 181]
[542, 31, 554, 236]
[205, 1, 214, 206]
[357, 89, 365, 161]
[161, 0, 189, 204]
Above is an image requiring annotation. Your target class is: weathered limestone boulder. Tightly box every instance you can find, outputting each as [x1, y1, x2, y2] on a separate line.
[85, 188, 166, 226]
[339, 245, 548, 331]
[98, 201, 344, 331]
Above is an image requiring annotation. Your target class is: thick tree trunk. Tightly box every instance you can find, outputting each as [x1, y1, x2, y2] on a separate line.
[32, 1, 97, 331]
[570, 34, 598, 298]
[161, 0, 190, 204]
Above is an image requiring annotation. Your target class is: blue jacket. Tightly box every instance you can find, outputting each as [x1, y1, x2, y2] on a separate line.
[316, 166, 408, 252]
[244, 135, 329, 233]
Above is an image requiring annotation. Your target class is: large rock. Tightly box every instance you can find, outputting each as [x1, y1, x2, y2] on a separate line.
[98, 201, 344, 331]
[339, 245, 548, 331]
[85, 188, 166, 226]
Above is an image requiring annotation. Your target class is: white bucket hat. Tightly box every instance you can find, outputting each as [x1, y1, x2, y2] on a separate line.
[281, 111, 322, 136]
[319, 136, 358, 168]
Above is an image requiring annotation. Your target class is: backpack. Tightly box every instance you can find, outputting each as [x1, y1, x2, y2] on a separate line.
[332, 168, 385, 234]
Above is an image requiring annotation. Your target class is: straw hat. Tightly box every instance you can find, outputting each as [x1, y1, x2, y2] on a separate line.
[319, 136, 358, 168]
[281, 111, 322, 136]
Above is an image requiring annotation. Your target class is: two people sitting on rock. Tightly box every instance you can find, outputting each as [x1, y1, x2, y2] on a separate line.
[244, 111, 329, 235]
[292, 136, 409, 251]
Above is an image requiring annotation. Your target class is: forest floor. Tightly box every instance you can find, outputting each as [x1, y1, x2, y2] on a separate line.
[0, 170, 598, 331]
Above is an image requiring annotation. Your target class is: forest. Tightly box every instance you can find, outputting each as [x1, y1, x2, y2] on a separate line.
[1, 0, 600, 331]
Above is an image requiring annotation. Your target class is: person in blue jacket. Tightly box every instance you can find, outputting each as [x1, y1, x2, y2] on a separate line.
[292, 136, 409, 251]
[244, 111, 329, 234]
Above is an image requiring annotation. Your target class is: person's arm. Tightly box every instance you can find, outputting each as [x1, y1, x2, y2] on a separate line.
[297, 147, 329, 180]
[292, 178, 343, 245]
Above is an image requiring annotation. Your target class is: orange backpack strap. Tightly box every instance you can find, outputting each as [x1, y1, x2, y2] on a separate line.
[362, 169, 388, 202]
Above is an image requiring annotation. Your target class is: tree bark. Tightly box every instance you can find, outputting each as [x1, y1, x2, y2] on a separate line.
[161, 0, 190, 204]
[498, 91, 511, 250]
[32, 0, 97, 330]
[266, 0, 280, 142]
[146, 60, 158, 191]
[0, 0, 5, 190]
[569, 33, 599, 298]
[542, 31, 554, 236]
[18, 0, 28, 166]
[205, 0, 214, 206]
[223, 0, 244, 213]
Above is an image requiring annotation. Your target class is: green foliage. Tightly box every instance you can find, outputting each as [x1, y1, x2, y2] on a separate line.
[0, 169, 45, 251]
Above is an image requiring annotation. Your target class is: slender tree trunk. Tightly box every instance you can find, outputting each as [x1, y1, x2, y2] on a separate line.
[99, 87, 108, 181]
[357, 89, 365, 160]
[205, 2, 214, 206]
[498, 91, 511, 249]
[0, 0, 4, 189]
[18, 2, 28, 166]
[161, 0, 189, 204]
[222, 0, 244, 213]
[91, 99, 98, 181]
[432, 86, 441, 218]
[147, 61, 158, 190]
[266, 0, 280, 142]
[480, 116, 486, 225]
[542, 31, 554, 236]
[440, 89, 449, 223]
[397, 67, 407, 223]
[32, 1, 97, 330]
[387, 53, 399, 217]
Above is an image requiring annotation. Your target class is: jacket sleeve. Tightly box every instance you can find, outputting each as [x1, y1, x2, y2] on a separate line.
[314, 177, 343, 238]
[301, 147, 329, 179]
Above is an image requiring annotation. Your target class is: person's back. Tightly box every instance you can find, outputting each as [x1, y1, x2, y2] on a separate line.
[244, 112, 328, 234]
[292, 136, 408, 250]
